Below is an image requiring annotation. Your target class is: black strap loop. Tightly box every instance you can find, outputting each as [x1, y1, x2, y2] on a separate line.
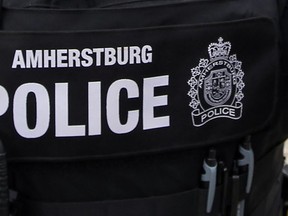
[19, 187, 224, 216]
[0, 140, 9, 216]
[13, 143, 283, 216]
[14, 173, 249, 216]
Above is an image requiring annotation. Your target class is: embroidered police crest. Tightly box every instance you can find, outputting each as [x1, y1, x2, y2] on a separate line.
[188, 37, 244, 127]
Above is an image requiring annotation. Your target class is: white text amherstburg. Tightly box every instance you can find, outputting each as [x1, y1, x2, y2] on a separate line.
[12, 45, 153, 68]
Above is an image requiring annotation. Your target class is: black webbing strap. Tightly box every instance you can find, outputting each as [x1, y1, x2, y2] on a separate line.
[20, 187, 223, 216]
[2, 0, 166, 9]
[14, 144, 283, 216]
[16, 170, 249, 216]
[246, 143, 284, 214]
[0, 140, 9, 216]
[15, 173, 248, 216]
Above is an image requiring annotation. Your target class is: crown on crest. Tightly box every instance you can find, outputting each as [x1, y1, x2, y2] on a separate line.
[208, 37, 231, 59]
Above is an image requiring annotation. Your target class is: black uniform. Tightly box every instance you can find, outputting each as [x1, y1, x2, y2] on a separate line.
[0, 0, 287, 215]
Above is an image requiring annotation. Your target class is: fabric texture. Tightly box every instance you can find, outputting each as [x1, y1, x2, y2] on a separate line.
[0, 0, 286, 215]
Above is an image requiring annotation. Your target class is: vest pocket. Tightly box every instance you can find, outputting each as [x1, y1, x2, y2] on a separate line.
[0, 17, 278, 161]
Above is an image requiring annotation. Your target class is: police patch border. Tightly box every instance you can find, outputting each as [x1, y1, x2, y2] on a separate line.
[187, 37, 245, 127]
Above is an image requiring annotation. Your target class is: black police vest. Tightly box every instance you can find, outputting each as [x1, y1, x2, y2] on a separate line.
[0, 0, 287, 215]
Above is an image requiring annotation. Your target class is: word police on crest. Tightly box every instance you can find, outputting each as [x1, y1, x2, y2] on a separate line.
[188, 37, 245, 127]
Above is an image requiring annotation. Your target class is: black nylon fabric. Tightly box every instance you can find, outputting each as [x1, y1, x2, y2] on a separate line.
[11, 143, 282, 216]
[3, 0, 101, 9]
[0, 0, 286, 216]
[18, 188, 222, 216]
[0, 18, 277, 160]
[1, 2, 256, 31]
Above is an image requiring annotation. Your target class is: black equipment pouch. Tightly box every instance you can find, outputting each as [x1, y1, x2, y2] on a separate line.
[0, 18, 277, 160]
[0, 0, 286, 216]
[0, 4, 279, 161]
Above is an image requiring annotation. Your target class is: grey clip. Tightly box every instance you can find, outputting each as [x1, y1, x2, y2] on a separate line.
[201, 160, 217, 213]
[238, 145, 254, 194]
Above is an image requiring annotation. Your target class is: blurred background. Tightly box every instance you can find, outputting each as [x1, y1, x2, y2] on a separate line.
[285, 141, 288, 164]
